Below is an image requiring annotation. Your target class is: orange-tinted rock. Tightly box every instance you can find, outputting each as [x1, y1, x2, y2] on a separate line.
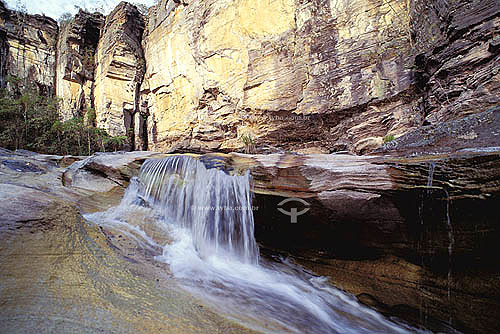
[55, 10, 104, 120]
[94, 2, 145, 148]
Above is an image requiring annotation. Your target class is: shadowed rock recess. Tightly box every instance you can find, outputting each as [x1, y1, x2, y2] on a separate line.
[0, 0, 499, 333]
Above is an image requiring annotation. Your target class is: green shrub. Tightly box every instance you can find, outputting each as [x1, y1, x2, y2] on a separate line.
[240, 134, 256, 154]
[383, 134, 395, 143]
[0, 77, 128, 156]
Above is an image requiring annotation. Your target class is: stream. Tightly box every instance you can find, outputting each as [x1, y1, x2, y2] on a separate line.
[84, 156, 431, 334]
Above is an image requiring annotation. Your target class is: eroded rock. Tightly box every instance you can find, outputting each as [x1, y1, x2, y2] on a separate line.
[0, 1, 57, 93]
[94, 2, 146, 148]
[55, 10, 104, 120]
[0, 150, 258, 334]
[233, 150, 500, 334]
[139, 0, 419, 154]
[413, 0, 500, 124]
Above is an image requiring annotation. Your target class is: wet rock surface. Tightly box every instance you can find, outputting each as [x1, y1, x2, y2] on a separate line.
[234, 150, 500, 334]
[52, 147, 500, 334]
[0, 0, 498, 331]
[0, 148, 258, 334]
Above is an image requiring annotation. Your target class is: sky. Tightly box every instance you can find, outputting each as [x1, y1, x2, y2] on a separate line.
[4, 0, 156, 20]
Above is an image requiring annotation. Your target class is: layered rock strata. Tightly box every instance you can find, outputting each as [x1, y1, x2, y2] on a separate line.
[62, 146, 500, 334]
[94, 2, 146, 149]
[0, 1, 57, 94]
[413, 0, 500, 125]
[140, 0, 418, 153]
[55, 10, 104, 120]
[0, 0, 497, 153]
[245, 149, 500, 334]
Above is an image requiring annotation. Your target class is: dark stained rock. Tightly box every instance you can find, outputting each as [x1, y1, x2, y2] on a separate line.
[55, 10, 105, 120]
[1, 159, 44, 172]
[413, 0, 500, 125]
[0, 0, 58, 94]
[227, 149, 500, 334]
[378, 108, 500, 155]
[37, 147, 500, 333]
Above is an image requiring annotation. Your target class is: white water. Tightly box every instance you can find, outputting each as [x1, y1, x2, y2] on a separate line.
[85, 156, 431, 334]
[426, 163, 454, 311]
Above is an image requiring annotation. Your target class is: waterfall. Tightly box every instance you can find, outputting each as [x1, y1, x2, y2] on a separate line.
[443, 188, 455, 324]
[427, 162, 435, 193]
[137, 156, 259, 264]
[85, 155, 431, 334]
[426, 162, 454, 324]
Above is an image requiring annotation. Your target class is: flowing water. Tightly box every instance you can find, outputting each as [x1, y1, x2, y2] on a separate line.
[425, 162, 454, 324]
[427, 162, 435, 194]
[443, 188, 455, 324]
[85, 156, 431, 334]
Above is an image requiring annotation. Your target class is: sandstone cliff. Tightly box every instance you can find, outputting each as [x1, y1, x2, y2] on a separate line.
[1, 1, 499, 333]
[138, 0, 499, 154]
[94, 2, 145, 149]
[0, 1, 57, 94]
[55, 10, 104, 120]
[140, 0, 418, 153]
[1, 0, 498, 154]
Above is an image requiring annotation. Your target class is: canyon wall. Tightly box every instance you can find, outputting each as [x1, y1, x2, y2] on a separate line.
[0, 0, 498, 153]
[55, 11, 104, 120]
[0, 1, 57, 94]
[1, 1, 499, 332]
[140, 0, 418, 153]
[412, 0, 500, 124]
[94, 2, 145, 148]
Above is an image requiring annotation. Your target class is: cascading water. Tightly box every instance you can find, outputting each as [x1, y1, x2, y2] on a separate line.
[425, 162, 454, 325]
[85, 156, 431, 334]
[443, 188, 455, 324]
[137, 156, 259, 264]
[427, 162, 435, 194]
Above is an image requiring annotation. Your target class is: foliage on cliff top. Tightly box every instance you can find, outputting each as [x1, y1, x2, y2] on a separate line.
[0, 76, 128, 155]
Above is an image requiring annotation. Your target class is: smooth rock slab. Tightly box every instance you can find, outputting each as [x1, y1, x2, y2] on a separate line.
[0, 151, 258, 334]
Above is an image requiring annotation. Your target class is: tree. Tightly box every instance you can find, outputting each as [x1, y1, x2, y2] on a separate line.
[0, 76, 130, 155]
[58, 12, 73, 27]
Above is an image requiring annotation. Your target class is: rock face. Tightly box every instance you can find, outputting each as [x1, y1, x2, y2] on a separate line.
[413, 0, 500, 125]
[140, 0, 418, 153]
[55, 10, 104, 120]
[94, 2, 145, 148]
[379, 108, 500, 155]
[230, 149, 500, 334]
[59, 148, 500, 334]
[0, 1, 57, 94]
[137, 0, 499, 154]
[1, 0, 497, 153]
